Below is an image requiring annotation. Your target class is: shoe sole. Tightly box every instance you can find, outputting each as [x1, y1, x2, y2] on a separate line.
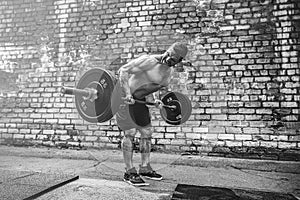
[140, 176, 163, 181]
[123, 179, 149, 186]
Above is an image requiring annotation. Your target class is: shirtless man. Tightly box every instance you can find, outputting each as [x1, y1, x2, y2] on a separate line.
[116, 42, 188, 186]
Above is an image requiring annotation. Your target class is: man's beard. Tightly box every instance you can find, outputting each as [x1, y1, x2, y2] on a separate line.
[163, 57, 173, 67]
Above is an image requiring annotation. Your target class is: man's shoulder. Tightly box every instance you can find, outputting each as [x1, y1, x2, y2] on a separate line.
[136, 54, 160, 59]
[130, 54, 149, 63]
[136, 54, 154, 60]
[133, 54, 160, 64]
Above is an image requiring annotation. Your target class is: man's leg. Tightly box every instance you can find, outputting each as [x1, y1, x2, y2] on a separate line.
[121, 129, 136, 170]
[138, 127, 163, 180]
[138, 127, 153, 167]
[121, 128, 148, 186]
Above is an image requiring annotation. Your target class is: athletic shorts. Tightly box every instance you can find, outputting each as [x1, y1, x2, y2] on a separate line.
[116, 98, 151, 131]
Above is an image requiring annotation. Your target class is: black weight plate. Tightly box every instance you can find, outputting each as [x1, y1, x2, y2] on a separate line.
[163, 100, 182, 125]
[100, 70, 120, 122]
[110, 80, 123, 117]
[160, 92, 192, 125]
[181, 93, 193, 123]
[75, 68, 116, 123]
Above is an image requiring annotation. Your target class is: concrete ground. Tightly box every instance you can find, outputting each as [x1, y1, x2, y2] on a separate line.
[0, 145, 299, 200]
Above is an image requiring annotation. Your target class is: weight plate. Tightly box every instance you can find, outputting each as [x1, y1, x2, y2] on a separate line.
[101, 70, 121, 122]
[110, 80, 123, 117]
[75, 68, 116, 123]
[160, 92, 192, 125]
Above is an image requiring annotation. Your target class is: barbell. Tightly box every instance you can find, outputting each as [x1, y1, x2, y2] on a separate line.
[60, 68, 192, 125]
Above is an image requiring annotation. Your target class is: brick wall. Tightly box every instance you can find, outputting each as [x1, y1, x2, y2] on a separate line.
[0, 0, 299, 160]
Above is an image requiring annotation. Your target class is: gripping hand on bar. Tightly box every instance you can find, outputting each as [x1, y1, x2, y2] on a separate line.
[133, 99, 176, 110]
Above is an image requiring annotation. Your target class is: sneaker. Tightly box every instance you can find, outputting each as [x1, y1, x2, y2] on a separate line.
[139, 164, 163, 181]
[123, 167, 149, 186]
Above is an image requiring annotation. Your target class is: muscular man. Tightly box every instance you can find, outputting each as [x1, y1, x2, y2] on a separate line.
[116, 42, 188, 186]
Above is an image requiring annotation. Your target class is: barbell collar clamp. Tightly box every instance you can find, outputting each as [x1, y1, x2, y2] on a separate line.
[83, 88, 98, 101]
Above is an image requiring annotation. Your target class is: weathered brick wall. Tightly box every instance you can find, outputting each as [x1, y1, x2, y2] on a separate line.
[0, 0, 299, 160]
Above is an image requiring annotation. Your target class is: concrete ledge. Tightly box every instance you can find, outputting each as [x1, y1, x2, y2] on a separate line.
[173, 156, 300, 174]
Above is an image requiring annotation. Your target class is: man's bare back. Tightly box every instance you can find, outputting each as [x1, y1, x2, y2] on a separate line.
[119, 54, 172, 99]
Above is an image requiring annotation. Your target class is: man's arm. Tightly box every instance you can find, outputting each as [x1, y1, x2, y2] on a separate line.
[146, 91, 159, 102]
[118, 64, 132, 97]
[145, 91, 163, 109]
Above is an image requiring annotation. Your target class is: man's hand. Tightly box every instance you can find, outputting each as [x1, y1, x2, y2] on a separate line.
[154, 99, 163, 109]
[123, 94, 135, 105]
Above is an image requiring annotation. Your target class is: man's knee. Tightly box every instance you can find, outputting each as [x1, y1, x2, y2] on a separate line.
[139, 127, 153, 139]
[122, 129, 136, 151]
[123, 129, 136, 139]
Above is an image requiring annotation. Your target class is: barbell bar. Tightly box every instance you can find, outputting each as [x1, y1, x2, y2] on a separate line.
[61, 86, 177, 110]
[121, 99, 177, 110]
[60, 68, 192, 125]
[61, 87, 98, 101]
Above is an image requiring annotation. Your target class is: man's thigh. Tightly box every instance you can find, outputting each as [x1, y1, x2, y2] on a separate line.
[116, 101, 151, 131]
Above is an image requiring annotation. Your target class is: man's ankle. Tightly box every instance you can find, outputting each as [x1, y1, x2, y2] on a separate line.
[140, 164, 148, 168]
[139, 164, 153, 172]
[126, 167, 137, 174]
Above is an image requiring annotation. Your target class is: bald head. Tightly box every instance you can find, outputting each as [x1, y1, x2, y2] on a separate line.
[166, 42, 188, 58]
